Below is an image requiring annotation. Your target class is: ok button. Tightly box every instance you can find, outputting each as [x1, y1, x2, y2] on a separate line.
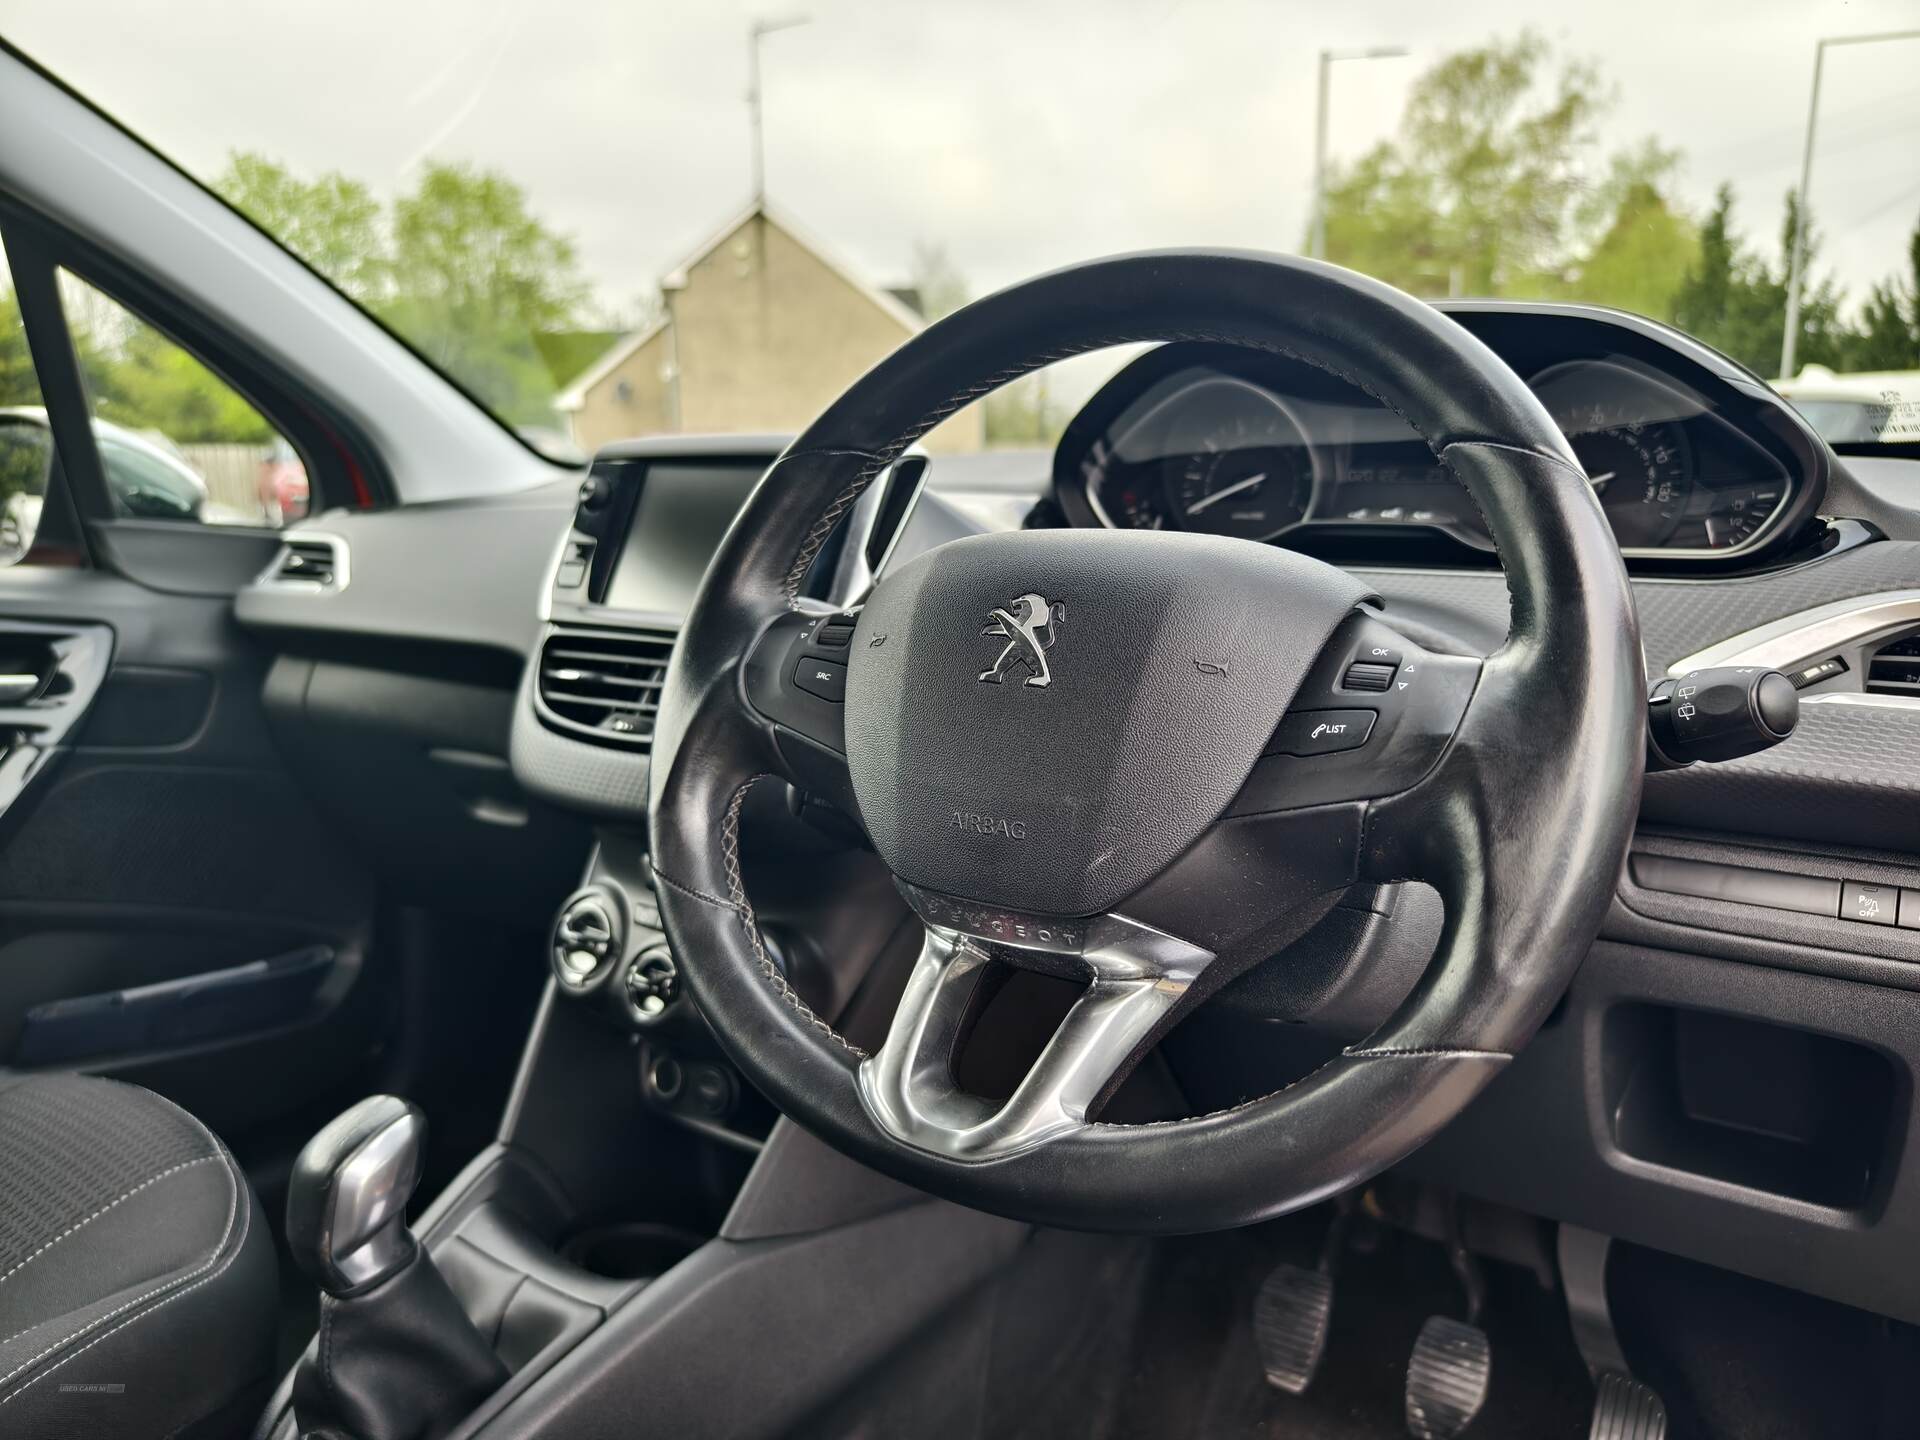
[1264, 708, 1377, 758]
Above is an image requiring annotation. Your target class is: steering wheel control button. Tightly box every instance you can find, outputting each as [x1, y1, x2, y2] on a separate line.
[1843, 881, 1899, 927]
[793, 656, 848, 703]
[813, 617, 857, 649]
[1341, 655, 1399, 692]
[1266, 709, 1376, 757]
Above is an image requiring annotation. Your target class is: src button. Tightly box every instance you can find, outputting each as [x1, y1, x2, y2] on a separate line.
[1265, 708, 1377, 757]
[793, 657, 847, 703]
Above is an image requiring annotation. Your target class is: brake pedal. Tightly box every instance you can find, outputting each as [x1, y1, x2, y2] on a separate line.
[1405, 1315, 1491, 1439]
[1589, 1371, 1667, 1440]
[1253, 1263, 1334, 1394]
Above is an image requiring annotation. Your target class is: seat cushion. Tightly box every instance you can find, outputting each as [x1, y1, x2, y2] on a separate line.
[0, 1073, 278, 1440]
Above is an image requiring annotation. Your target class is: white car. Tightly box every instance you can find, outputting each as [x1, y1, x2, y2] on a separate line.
[0, 405, 208, 559]
[1775, 365, 1920, 444]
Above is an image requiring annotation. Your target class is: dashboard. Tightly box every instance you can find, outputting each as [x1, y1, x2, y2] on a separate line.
[1052, 303, 1833, 568]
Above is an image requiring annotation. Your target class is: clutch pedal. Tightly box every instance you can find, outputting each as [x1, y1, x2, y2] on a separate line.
[1251, 1200, 1351, 1394]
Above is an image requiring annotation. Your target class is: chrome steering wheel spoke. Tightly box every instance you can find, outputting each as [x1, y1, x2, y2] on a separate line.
[857, 912, 1213, 1162]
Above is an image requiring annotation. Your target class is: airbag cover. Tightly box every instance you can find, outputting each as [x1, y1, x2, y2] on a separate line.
[845, 529, 1370, 916]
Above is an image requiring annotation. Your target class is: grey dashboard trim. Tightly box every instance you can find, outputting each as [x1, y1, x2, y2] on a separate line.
[236, 481, 579, 657]
[1666, 589, 1920, 675]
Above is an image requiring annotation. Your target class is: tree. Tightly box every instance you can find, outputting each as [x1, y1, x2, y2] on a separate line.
[216, 152, 386, 301]
[909, 241, 970, 320]
[1320, 32, 1614, 297]
[1671, 187, 1852, 377]
[1843, 213, 1920, 371]
[382, 162, 591, 425]
[1559, 141, 1697, 319]
[0, 288, 36, 408]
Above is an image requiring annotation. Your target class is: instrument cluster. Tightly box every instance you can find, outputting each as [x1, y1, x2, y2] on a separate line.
[1056, 306, 1827, 565]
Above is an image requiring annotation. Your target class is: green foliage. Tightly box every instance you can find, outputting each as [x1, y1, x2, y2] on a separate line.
[0, 288, 39, 408]
[214, 153, 592, 427]
[217, 153, 384, 301]
[1842, 215, 1920, 371]
[1557, 141, 1697, 318]
[381, 162, 591, 425]
[84, 324, 273, 444]
[1671, 187, 1854, 377]
[1320, 32, 1617, 298]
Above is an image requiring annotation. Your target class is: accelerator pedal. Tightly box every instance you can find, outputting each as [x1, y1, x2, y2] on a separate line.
[1405, 1315, 1491, 1439]
[1252, 1263, 1334, 1394]
[1589, 1371, 1667, 1440]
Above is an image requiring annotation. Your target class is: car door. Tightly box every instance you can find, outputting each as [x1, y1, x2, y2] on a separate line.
[0, 211, 389, 1145]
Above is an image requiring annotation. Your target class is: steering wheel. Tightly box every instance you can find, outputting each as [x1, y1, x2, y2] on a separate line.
[647, 251, 1642, 1233]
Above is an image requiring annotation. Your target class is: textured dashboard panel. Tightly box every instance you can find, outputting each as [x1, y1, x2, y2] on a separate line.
[1358, 539, 1920, 673]
[507, 663, 654, 820]
[1358, 540, 1920, 856]
[1640, 700, 1920, 855]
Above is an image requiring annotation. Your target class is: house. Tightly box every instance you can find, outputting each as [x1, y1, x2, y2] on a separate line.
[557, 203, 984, 455]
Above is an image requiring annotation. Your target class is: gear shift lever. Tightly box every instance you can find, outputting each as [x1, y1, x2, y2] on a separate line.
[287, 1095, 425, 1295]
[286, 1097, 505, 1440]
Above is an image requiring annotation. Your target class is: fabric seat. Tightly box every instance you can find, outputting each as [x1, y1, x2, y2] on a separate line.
[0, 1073, 278, 1439]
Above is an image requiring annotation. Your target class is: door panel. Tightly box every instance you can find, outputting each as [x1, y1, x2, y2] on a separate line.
[0, 538, 384, 1140]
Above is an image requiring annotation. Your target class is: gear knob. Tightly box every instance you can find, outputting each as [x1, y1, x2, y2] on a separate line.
[287, 1095, 426, 1297]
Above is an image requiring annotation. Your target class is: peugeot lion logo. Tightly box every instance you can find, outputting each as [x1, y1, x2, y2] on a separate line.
[978, 593, 1065, 688]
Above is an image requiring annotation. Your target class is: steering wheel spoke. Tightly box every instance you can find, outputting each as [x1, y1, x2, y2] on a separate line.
[858, 913, 1212, 1161]
[739, 606, 861, 815]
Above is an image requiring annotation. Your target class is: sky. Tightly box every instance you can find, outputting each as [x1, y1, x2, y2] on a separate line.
[3, 0, 1917, 332]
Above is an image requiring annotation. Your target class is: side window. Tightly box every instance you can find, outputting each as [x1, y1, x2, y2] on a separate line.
[60, 271, 309, 527]
[0, 236, 54, 566]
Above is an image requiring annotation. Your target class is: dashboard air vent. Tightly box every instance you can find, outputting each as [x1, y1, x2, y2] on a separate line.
[1866, 633, 1920, 697]
[264, 537, 346, 591]
[536, 627, 676, 749]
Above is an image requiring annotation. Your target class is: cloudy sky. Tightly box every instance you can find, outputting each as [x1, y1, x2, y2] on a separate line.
[4, 0, 1916, 325]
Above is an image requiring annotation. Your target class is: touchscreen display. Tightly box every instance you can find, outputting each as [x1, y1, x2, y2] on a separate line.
[601, 463, 765, 616]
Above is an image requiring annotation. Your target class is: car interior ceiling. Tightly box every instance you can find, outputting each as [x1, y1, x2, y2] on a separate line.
[6, 27, 1920, 1440]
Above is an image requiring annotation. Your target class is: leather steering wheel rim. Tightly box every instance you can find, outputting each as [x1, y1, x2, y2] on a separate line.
[647, 250, 1644, 1233]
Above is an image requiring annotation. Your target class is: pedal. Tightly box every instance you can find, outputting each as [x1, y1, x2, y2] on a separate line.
[1405, 1315, 1490, 1440]
[1252, 1263, 1334, 1394]
[1589, 1371, 1666, 1440]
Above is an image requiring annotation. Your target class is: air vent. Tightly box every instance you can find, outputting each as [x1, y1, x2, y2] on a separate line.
[262, 536, 346, 591]
[536, 626, 675, 749]
[1867, 633, 1920, 696]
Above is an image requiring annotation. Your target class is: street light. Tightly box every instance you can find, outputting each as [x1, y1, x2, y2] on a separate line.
[1310, 46, 1410, 261]
[1779, 28, 1920, 380]
[748, 14, 811, 205]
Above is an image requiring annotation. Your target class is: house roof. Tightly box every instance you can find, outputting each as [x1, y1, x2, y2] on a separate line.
[554, 316, 668, 413]
[555, 200, 925, 412]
